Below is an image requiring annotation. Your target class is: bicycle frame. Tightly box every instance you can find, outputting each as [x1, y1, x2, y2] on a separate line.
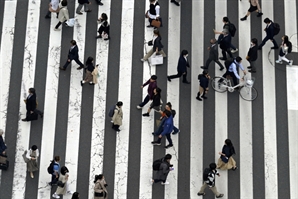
[219, 78, 245, 92]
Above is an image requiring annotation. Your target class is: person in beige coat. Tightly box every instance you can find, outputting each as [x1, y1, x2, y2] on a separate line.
[92, 65, 99, 84]
[54, 0, 69, 31]
[52, 166, 73, 198]
[112, 101, 123, 132]
[94, 174, 108, 199]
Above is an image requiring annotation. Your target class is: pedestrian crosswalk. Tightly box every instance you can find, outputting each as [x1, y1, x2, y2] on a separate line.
[0, 0, 298, 199]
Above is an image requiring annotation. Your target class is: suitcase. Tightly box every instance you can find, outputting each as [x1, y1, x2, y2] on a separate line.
[0, 154, 9, 170]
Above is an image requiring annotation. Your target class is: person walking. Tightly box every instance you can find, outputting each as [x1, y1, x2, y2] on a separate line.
[217, 29, 233, 60]
[25, 145, 39, 179]
[197, 163, 224, 198]
[92, 64, 99, 84]
[142, 88, 162, 117]
[150, 154, 174, 185]
[22, 88, 42, 121]
[221, 56, 246, 86]
[60, 40, 85, 70]
[52, 166, 73, 198]
[167, 50, 190, 84]
[141, 30, 166, 62]
[54, 0, 69, 31]
[49, 156, 60, 186]
[240, 0, 263, 21]
[76, 0, 91, 15]
[146, 0, 161, 28]
[196, 70, 210, 101]
[81, 57, 95, 86]
[151, 110, 173, 149]
[137, 75, 157, 109]
[246, 38, 258, 73]
[0, 129, 7, 155]
[112, 101, 123, 132]
[96, 13, 110, 40]
[275, 35, 293, 65]
[258, 18, 279, 50]
[71, 192, 80, 199]
[201, 38, 224, 70]
[45, 0, 60, 19]
[94, 174, 108, 199]
[217, 139, 238, 170]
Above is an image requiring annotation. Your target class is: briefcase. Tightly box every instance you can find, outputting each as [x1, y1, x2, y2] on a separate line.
[27, 112, 38, 121]
[151, 19, 161, 28]
[0, 154, 9, 170]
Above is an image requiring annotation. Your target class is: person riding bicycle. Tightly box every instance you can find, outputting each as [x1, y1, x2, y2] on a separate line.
[221, 56, 246, 86]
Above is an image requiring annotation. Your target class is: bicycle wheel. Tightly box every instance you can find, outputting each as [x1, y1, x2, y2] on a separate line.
[211, 77, 228, 93]
[239, 86, 258, 101]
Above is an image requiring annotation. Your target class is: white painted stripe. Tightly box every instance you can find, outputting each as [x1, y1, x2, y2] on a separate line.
[88, 2, 111, 198]
[0, 0, 17, 186]
[262, 1, 278, 198]
[284, 0, 298, 52]
[286, 66, 298, 199]
[139, 0, 155, 197]
[190, 0, 204, 197]
[164, 2, 180, 199]
[12, 1, 40, 198]
[214, 0, 228, 198]
[113, 0, 134, 198]
[238, 1, 253, 198]
[37, 13, 62, 199]
[64, 4, 86, 193]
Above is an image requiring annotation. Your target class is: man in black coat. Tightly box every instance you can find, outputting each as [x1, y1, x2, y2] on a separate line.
[22, 88, 37, 121]
[60, 40, 85, 70]
[167, 50, 190, 84]
[218, 29, 233, 61]
[258, 18, 278, 50]
[201, 38, 224, 70]
[246, 38, 258, 73]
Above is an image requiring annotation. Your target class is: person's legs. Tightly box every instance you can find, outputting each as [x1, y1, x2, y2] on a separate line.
[271, 38, 279, 48]
[83, 3, 89, 11]
[76, 4, 83, 13]
[221, 50, 227, 59]
[226, 49, 233, 58]
[166, 134, 173, 146]
[258, 36, 269, 48]
[172, 125, 179, 134]
[204, 58, 213, 69]
[168, 72, 183, 79]
[139, 95, 150, 107]
[159, 49, 167, 57]
[55, 21, 62, 29]
[198, 182, 207, 193]
[143, 48, 154, 60]
[214, 59, 224, 69]
[154, 118, 166, 135]
[182, 72, 188, 82]
[281, 55, 290, 63]
[209, 185, 221, 197]
[74, 58, 84, 67]
[250, 60, 256, 71]
[62, 59, 71, 69]
[231, 73, 238, 86]
[230, 42, 236, 51]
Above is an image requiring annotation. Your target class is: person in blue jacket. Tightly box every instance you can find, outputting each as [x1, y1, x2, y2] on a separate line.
[167, 50, 190, 84]
[151, 110, 174, 149]
[258, 18, 279, 50]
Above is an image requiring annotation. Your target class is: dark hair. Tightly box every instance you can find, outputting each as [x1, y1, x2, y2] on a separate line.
[151, 75, 157, 80]
[223, 17, 229, 22]
[264, 18, 271, 23]
[86, 56, 94, 65]
[31, 145, 38, 151]
[203, 70, 208, 75]
[181, 50, 188, 56]
[166, 102, 172, 108]
[164, 109, 172, 118]
[101, 13, 108, 21]
[155, 87, 161, 94]
[153, 29, 160, 37]
[251, 38, 258, 45]
[283, 35, 289, 44]
[211, 38, 217, 43]
[54, 156, 60, 162]
[61, 166, 69, 175]
[225, 139, 236, 155]
[29, 88, 36, 94]
[71, 192, 80, 199]
[150, 0, 156, 2]
[116, 101, 123, 107]
[70, 40, 76, 45]
[61, 0, 67, 7]
[94, 174, 104, 183]
[235, 56, 242, 62]
[209, 163, 217, 170]
[164, 154, 172, 160]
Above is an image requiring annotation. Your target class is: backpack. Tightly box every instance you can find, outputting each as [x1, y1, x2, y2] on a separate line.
[108, 105, 117, 117]
[287, 41, 292, 53]
[273, 23, 280, 36]
[228, 23, 237, 37]
[224, 58, 236, 70]
[47, 161, 57, 174]
[203, 168, 210, 181]
[152, 158, 163, 171]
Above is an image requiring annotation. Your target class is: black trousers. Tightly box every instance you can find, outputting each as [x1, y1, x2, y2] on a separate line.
[62, 58, 84, 69]
[222, 49, 233, 59]
[223, 71, 238, 86]
[168, 71, 187, 82]
[205, 58, 224, 69]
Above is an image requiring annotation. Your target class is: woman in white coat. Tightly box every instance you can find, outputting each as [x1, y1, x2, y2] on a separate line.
[54, 0, 69, 31]
[25, 145, 39, 179]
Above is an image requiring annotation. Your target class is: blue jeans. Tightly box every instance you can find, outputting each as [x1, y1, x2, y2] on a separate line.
[139, 95, 150, 107]
[157, 133, 173, 145]
[154, 118, 179, 135]
[51, 174, 58, 185]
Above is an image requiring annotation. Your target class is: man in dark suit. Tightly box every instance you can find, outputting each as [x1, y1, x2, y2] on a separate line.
[246, 38, 258, 73]
[258, 18, 278, 50]
[60, 40, 85, 70]
[218, 29, 233, 60]
[167, 50, 190, 84]
[201, 38, 224, 70]
[22, 88, 37, 121]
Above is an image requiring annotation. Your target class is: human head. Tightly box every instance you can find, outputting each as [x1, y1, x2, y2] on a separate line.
[235, 56, 242, 63]
[165, 102, 172, 110]
[71, 192, 80, 199]
[0, 129, 4, 136]
[282, 35, 289, 43]
[70, 40, 76, 46]
[210, 38, 217, 44]
[164, 109, 171, 118]
[153, 29, 160, 37]
[251, 38, 258, 46]
[60, 166, 69, 175]
[29, 88, 35, 94]
[209, 163, 217, 170]
[264, 18, 271, 24]
[222, 29, 229, 35]
[223, 17, 229, 23]
[101, 13, 108, 21]
[225, 139, 233, 146]
[149, 0, 156, 3]
[154, 87, 161, 95]
[181, 50, 188, 57]
[54, 156, 60, 162]
[94, 174, 104, 183]
[150, 75, 157, 82]
[61, 0, 67, 7]
[86, 56, 94, 65]
[164, 154, 172, 163]
[116, 101, 123, 107]
[203, 70, 209, 76]
[31, 145, 38, 151]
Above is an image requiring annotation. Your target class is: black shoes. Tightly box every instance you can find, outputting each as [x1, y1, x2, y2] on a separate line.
[142, 113, 149, 117]
[200, 66, 207, 69]
[219, 67, 224, 71]
[219, 57, 227, 60]
[171, 0, 180, 6]
[167, 76, 171, 82]
[165, 144, 173, 149]
[196, 97, 202, 101]
[271, 46, 279, 50]
[216, 194, 224, 198]
[151, 141, 161, 145]
[77, 66, 84, 70]
[97, 0, 103, 5]
[59, 67, 65, 71]
[240, 16, 247, 21]
[80, 81, 84, 86]
[21, 118, 27, 122]
[257, 12, 263, 17]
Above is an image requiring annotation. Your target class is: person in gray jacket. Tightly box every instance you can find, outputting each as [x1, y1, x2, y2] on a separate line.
[201, 38, 224, 70]
[150, 154, 173, 185]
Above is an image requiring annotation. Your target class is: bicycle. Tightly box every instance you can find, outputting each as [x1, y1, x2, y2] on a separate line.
[211, 75, 258, 101]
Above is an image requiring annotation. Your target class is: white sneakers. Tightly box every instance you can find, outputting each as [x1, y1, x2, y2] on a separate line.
[289, 60, 293, 65]
[52, 193, 60, 198]
[276, 60, 293, 65]
[136, 105, 142, 109]
[54, 28, 60, 31]
[231, 48, 238, 53]
[161, 181, 170, 185]
[275, 60, 283, 64]
[150, 179, 154, 185]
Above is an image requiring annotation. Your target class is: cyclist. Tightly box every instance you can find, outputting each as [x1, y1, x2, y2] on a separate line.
[221, 56, 246, 86]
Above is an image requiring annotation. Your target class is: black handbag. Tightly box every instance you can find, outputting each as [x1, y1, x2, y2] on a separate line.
[57, 181, 65, 188]
[94, 192, 104, 197]
[148, 40, 153, 46]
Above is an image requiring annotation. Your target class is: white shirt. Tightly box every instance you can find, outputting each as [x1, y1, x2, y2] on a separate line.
[26, 149, 40, 159]
[51, 0, 59, 11]
[148, 3, 160, 19]
[228, 62, 244, 79]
